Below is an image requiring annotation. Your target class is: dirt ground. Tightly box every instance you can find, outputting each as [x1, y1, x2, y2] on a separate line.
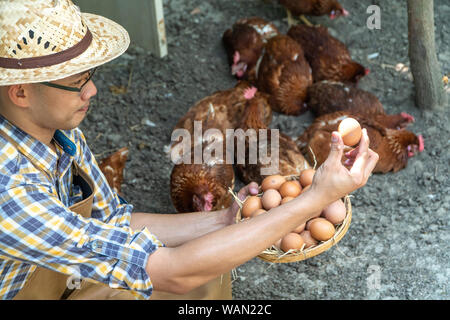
[78, 0, 449, 299]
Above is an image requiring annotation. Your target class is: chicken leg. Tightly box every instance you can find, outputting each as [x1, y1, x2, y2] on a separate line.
[286, 9, 314, 27]
[286, 9, 297, 27]
[299, 14, 314, 26]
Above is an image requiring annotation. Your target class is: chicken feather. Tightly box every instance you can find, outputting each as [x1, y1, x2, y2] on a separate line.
[288, 24, 368, 84]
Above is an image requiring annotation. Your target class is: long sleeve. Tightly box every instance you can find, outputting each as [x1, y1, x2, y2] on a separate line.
[0, 124, 164, 300]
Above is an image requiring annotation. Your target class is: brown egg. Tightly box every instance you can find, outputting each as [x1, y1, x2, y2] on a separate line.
[293, 222, 306, 233]
[279, 181, 302, 198]
[338, 117, 362, 146]
[261, 175, 286, 192]
[299, 169, 315, 187]
[300, 184, 311, 194]
[309, 219, 336, 241]
[306, 217, 328, 230]
[281, 196, 294, 204]
[321, 199, 346, 225]
[261, 189, 282, 210]
[300, 230, 318, 248]
[280, 233, 305, 252]
[292, 180, 301, 188]
[241, 196, 262, 218]
[251, 208, 267, 218]
[273, 238, 282, 249]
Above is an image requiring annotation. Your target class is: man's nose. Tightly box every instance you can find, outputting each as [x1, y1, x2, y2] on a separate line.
[81, 80, 97, 101]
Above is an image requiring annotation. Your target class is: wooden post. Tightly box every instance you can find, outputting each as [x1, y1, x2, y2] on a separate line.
[74, 0, 168, 58]
[407, 0, 447, 110]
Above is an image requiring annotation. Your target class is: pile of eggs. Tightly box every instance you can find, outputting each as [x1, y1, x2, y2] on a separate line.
[240, 169, 347, 253]
[239, 117, 361, 255]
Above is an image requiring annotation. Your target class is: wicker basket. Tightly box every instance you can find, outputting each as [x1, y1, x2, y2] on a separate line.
[234, 177, 352, 263]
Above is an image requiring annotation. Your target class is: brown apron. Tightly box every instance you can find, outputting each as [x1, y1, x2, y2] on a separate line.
[2, 131, 231, 300]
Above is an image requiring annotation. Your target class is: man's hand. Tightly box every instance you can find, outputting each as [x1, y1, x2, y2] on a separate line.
[310, 128, 379, 204]
[223, 182, 259, 226]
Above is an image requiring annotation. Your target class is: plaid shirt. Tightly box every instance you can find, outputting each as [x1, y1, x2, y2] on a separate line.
[0, 115, 164, 300]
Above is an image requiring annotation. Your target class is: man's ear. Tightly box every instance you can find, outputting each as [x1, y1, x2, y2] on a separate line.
[8, 84, 32, 108]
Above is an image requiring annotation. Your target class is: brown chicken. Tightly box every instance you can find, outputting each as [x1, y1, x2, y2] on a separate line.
[296, 111, 424, 173]
[170, 150, 235, 213]
[279, 0, 349, 21]
[98, 147, 129, 195]
[257, 34, 313, 115]
[222, 17, 280, 82]
[169, 86, 272, 213]
[307, 80, 416, 129]
[172, 81, 272, 141]
[170, 115, 235, 213]
[235, 87, 311, 184]
[287, 24, 369, 84]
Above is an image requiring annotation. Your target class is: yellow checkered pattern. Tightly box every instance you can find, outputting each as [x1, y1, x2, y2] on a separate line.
[0, 115, 164, 299]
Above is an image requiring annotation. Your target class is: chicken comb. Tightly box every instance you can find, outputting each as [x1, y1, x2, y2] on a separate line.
[418, 134, 424, 152]
[400, 112, 415, 123]
[233, 51, 240, 64]
[243, 86, 257, 100]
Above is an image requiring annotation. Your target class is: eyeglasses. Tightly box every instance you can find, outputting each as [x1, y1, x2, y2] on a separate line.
[40, 67, 97, 93]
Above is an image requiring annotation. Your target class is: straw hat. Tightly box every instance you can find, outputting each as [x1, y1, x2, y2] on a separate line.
[0, 0, 130, 86]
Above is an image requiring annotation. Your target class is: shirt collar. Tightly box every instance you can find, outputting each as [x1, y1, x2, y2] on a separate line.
[0, 114, 77, 178]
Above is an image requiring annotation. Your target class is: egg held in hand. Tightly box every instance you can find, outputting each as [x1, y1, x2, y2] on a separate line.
[338, 117, 362, 146]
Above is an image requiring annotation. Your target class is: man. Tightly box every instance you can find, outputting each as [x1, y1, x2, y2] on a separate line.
[0, 0, 379, 300]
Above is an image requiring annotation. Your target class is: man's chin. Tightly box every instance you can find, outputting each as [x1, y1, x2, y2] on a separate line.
[59, 118, 85, 131]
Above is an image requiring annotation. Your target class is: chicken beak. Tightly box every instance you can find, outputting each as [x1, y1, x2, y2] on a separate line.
[231, 62, 247, 78]
[407, 145, 415, 158]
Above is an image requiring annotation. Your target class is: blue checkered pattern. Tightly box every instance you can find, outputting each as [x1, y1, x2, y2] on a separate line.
[0, 115, 164, 300]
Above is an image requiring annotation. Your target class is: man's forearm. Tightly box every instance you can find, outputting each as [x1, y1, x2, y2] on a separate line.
[146, 189, 328, 294]
[130, 209, 229, 247]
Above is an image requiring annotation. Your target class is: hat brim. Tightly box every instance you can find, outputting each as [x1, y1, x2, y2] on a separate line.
[0, 13, 130, 86]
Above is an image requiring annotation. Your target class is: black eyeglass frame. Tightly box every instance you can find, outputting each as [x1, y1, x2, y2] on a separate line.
[40, 67, 97, 92]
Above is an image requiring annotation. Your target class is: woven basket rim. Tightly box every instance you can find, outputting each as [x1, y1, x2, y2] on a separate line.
[236, 191, 352, 263]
